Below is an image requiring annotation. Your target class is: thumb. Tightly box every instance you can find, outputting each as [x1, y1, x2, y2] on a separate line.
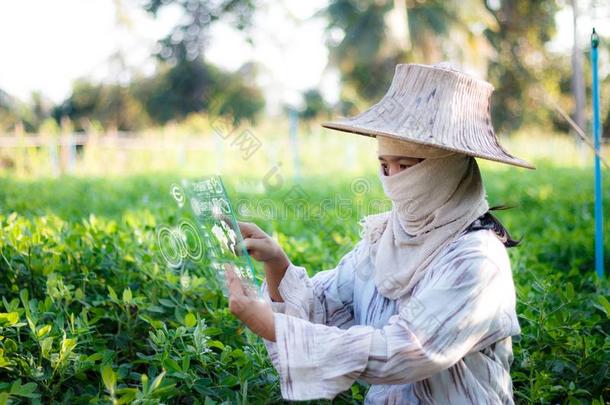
[224, 263, 248, 296]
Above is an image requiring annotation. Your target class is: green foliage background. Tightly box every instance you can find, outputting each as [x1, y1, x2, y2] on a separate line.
[0, 165, 608, 403]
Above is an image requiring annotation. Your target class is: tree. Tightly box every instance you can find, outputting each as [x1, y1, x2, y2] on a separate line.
[321, 0, 566, 133]
[141, 0, 258, 63]
[571, 0, 586, 132]
[320, 0, 401, 107]
[299, 89, 329, 122]
[132, 0, 265, 127]
[320, 0, 496, 110]
[484, 0, 561, 131]
[133, 61, 264, 126]
[53, 80, 151, 131]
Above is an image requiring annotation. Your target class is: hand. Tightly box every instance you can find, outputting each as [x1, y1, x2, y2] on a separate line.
[235, 221, 290, 303]
[236, 221, 289, 268]
[225, 263, 276, 342]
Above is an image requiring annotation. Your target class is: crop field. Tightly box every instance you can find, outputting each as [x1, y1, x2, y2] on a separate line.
[0, 163, 609, 404]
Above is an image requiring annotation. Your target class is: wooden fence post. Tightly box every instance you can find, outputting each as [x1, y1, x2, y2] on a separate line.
[14, 121, 25, 176]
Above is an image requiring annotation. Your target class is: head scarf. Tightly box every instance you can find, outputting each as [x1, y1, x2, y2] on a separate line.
[371, 139, 489, 300]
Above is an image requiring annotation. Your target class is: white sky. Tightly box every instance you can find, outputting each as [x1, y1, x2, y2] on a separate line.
[0, 0, 333, 113]
[0, 0, 607, 111]
[549, 3, 610, 53]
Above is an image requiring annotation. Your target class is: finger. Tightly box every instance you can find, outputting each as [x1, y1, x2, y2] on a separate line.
[242, 282, 259, 299]
[236, 238, 266, 256]
[235, 239, 246, 256]
[224, 263, 249, 296]
[224, 264, 242, 295]
[237, 221, 258, 238]
[224, 268, 237, 295]
[224, 264, 254, 317]
[225, 264, 240, 288]
[218, 214, 232, 224]
[219, 215, 238, 232]
[226, 264, 257, 299]
[224, 262, 236, 276]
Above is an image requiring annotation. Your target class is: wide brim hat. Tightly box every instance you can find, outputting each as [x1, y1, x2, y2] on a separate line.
[322, 63, 535, 169]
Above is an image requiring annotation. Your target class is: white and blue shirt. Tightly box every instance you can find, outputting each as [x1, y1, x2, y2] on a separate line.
[262, 226, 522, 404]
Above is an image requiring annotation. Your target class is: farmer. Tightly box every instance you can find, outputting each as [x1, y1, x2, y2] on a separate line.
[225, 62, 534, 403]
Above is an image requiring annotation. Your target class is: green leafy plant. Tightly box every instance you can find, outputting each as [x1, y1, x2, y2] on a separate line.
[0, 166, 608, 403]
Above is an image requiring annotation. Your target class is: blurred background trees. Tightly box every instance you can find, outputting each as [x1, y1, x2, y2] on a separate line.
[0, 0, 608, 136]
[51, 61, 264, 131]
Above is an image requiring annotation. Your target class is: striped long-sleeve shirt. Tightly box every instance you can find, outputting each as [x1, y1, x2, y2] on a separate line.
[261, 227, 522, 404]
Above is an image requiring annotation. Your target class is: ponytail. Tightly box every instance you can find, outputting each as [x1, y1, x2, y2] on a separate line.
[465, 204, 522, 248]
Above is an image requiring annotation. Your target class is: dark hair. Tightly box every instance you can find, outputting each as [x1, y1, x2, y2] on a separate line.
[464, 204, 522, 248]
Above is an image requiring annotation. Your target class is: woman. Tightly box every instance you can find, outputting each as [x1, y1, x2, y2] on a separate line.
[225, 62, 534, 403]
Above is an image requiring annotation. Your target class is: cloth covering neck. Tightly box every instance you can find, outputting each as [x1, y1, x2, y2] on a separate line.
[371, 153, 489, 300]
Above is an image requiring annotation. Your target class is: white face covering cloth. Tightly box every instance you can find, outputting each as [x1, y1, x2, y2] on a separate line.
[372, 153, 490, 300]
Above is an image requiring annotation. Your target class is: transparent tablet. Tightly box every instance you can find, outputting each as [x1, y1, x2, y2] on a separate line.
[155, 176, 258, 296]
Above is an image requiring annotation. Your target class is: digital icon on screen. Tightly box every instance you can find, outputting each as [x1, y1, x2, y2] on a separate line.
[156, 176, 258, 292]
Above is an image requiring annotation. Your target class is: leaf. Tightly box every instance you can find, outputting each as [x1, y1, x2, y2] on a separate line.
[145, 305, 165, 313]
[16, 382, 37, 398]
[138, 315, 163, 329]
[184, 313, 196, 328]
[19, 290, 29, 315]
[0, 352, 10, 368]
[208, 340, 224, 350]
[74, 288, 85, 301]
[3, 339, 16, 353]
[108, 286, 118, 302]
[36, 325, 52, 338]
[122, 288, 133, 304]
[204, 327, 221, 336]
[0, 312, 19, 327]
[10, 379, 22, 394]
[162, 358, 181, 373]
[117, 394, 135, 404]
[181, 355, 190, 371]
[87, 352, 104, 362]
[101, 365, 117, 393]
[158, 298, 175, 308]
[116, 388, 137, 404]
[0, 392, 8, 405]
[596, 295, 610, 318]
[24, 314, 36, 334]
[151, 383, 177, 397]
[203, 396, 217, 405]
[61, 337, 77, 356]
[231, 348, 245, 359]
[565, 281, 574, 300]
[150, 371, 166, 392]
[40, 337, 53, 359]
[220, 375, 238, 387]
[141, 373, 149, 393]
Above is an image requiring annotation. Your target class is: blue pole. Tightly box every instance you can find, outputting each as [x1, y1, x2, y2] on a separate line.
[591, 28, 605, 278]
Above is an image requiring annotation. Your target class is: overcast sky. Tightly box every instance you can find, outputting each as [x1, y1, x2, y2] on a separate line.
[0, 0, 607, 111]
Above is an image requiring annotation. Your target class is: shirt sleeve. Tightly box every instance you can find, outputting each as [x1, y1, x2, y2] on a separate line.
[260, 241, 363, 326]
[260, 242, 363, 381]
[263, 236, 520, 400]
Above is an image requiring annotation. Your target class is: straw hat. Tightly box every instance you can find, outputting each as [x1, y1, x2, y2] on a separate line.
[322, 62, 535, 169]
